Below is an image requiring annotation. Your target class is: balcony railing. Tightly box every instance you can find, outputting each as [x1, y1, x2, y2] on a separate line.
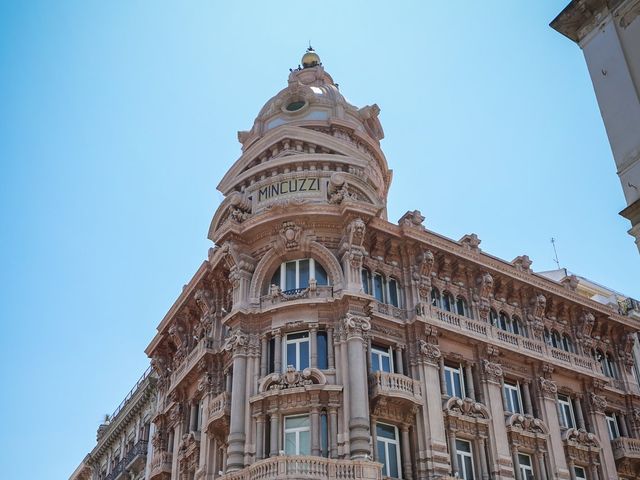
[611, 437, 640, 460]
[370, 371, 422, 404]
[208, 391, 231, 422]
[124, 440, 148, 470]
[371, 301, 407, 320]
[260, 285, 334, 308]
[169, 337, 215, 391]
[104, 459, 124, 480]
[431, 307, 601, 375]
[149, 451, 173, 479]
[218, 456, 383, 480]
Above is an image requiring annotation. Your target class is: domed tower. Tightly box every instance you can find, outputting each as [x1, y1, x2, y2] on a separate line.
[208, 47, 392, 244]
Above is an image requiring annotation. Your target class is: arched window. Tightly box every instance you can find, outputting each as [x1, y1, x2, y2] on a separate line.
[388, 278, 400, 308]
[431, 287, 441, 308]
[561, 334, 573, 353]
[271, 258, 328, 293]
[605, 353, 619, 379]
[455, 296, 471, 318]
[489, 309, 499, 326]
[512, 315, 524, 337]
[551, 330, 561, 349]
[442, 292, 455, 312]
[544, 328, 552, 346]
[498, 311, 510, 332]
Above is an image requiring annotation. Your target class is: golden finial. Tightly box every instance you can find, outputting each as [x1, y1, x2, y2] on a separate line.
[301, 45, 321, 69]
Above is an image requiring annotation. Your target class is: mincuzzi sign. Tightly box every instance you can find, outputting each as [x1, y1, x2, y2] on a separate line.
[256, 177, 321, 203]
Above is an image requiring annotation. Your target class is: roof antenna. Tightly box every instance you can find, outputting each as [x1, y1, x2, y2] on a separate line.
[551, 237, 561, 269]
[308, 40, 313, 51]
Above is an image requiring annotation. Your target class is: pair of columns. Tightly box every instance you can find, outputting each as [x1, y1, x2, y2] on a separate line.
[447, 431, 489, 480]
[438, 357, 477, 400]
[370, 416, 413, 479]
[510, 446, 548, 480]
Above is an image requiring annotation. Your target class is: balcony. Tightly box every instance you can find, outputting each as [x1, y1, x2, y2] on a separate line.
[169, 337, 216, 393]
[149, 451, 173, 480]
[430, 307, 601, 376]
[104, 460, 124, 480]
[369, 300, 407, 321]
[369, 371, 422, 406]
[260, 285, 334, 309]
[124, 440, 148, 472]
[206, 391, 231, 433]
[218, 455, 382, 480]
[612, 437, 640, 461]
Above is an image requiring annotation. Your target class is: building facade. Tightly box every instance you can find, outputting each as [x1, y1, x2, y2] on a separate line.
[551, 0, 640, 252]
[71, 367, 156, 480]
[72, 50, 640, 480]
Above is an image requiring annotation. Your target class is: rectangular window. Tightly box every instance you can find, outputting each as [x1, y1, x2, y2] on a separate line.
[558, 394, 575, 429]
[284, 332, 310, 371]
[376, 423, 401, 478]
[285, 261, 297, 291]
[268, 337, 275, 373]
[362, 269, 371, 295]
[504, 382, 522, 414]
[374, 274, 385, 302]
[299, 259, 310, 289]
[518, 453, 534, 480]
[317, 331, 328, 370]
[284, 415, 310, 456]
[371, 345, 393, 373]
[606, 414, 620, 440]
[574, 466, 587, 480]
[321, 413, 328, 458]
[455, 439, 475, 480]
[389, 279, 399, 307]
[444, 365, 465, 398]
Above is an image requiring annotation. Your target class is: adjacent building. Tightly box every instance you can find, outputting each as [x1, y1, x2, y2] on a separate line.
[551, 0, 640, 252]
[72, 49, 640, 480]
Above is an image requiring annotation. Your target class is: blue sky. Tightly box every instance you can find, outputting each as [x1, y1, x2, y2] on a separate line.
[1, 1, 638, 478]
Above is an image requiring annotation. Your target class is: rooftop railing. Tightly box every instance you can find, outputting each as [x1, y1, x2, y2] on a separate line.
[108, 365, 153, 424]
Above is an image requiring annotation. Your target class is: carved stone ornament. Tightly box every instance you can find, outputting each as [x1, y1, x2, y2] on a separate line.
[445, 397, 488, 419]
[269, 366, 314, 390]
[538, 377, 557, 398]
[194, 289, 215, 317]
[222, 328, 248, 352]
[475, 272, 494, 320]
[459, 233, 481, 252]
[589, 393, 607, 413]
[327, 172, 354, 204]
[564, 428, 600, 448]
[508, 414, 547, 434]
[482, 360, 503, 383]
[531, 294, 547, 319]
[227, 191, 251, 223]
[419, 340, 441, 362]
[347, 217, 366, 249]
[279, 221, 302, 251]
[343, 313, 371, 337]
[399, 210, 425, 229]
[511, 255, 533, 273]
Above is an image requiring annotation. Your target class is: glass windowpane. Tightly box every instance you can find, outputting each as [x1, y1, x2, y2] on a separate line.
[299, 259, 310, 289]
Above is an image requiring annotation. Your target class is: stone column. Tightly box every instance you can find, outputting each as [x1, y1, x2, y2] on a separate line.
[395, 345, 404, 375]
[574, 396, 586, 430]
[418, 339, 451, 476]
[269, 412, 279, 457]
[481, 359, 514, 477]
[438, 355, 447, 395]
[567, 458, 577, 480]
[465, 363, 476, 400]
[190, 401, 198, 432]
[511, 446, 522, 480]
[260, 335, 268, 377]
[255, 413, 265, 460]
[522, 381, 533, 416]
[478, 437, 489, 480]
[587, 392, 618, 480]
[448, 431, 459, 477]
[343, 314, 371, 459]
[273, 329, 282, 373]
[328, 405, 338, 459]
[327, 327, 335, 369]
[400, 425, 413, 479]
[311, 404, 321, 456]
[537, 376, 570, 480]
[619, 414, 629, 437]
[224, 329, 249, 472]
[310, 324, 318, 369]
[370, 416, 378, 461]
[535, 451, 548, 480]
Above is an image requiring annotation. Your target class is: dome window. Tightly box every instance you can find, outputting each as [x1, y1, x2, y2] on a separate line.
[285, 100, 306, 112]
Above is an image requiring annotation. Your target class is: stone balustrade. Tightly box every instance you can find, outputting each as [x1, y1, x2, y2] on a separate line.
[369, 371, 423, 404]
[431, 307, 601, 375]
[372, 301, 406, 320]
[611, 437, 640, 460]
[218, 456, 383, 480]
[169, 337, 215, 392]
[260, 285, 334, 308]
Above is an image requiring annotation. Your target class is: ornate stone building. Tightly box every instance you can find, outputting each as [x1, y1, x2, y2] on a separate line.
[70, 367, 156, 480]
[72, 49, 640, 480]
